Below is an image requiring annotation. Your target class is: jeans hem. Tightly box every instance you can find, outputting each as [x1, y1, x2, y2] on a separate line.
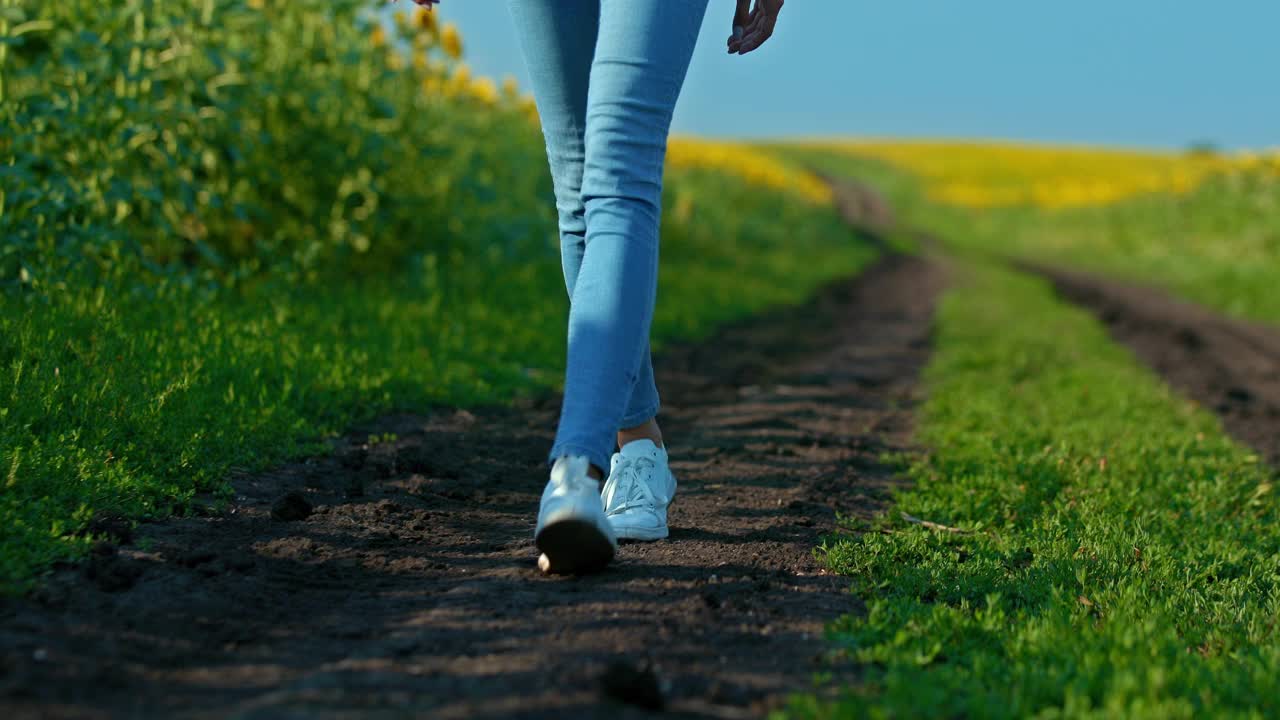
[619, 403, 660, 430]
[547, 443, 611, 476]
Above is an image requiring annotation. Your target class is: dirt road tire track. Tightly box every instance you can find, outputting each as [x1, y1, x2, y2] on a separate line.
[1028, 264, 1280, 465]
[2, 254, 945, 719]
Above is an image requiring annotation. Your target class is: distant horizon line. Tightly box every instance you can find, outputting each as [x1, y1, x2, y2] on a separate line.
[668, 133, 1277, 155]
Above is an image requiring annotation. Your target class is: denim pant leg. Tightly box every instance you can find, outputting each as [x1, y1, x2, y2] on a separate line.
[506, 0, 596, 298]
[511, 0, 705, 471]
[508, 0, 661, 440]
[550, 0, 707, 470]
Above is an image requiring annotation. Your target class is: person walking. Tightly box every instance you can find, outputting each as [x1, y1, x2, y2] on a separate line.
[407, 0, 785, 574]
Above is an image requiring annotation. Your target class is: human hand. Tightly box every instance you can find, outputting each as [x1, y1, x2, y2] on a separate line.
[728, 0, 783, 55]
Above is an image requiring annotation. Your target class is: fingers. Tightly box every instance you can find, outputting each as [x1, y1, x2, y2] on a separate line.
[727, 0, 751, 52]
[729, 3, 762, 53]
[732, 0, 782, 55]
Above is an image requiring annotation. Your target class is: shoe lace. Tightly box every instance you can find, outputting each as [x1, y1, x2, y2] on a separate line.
[603, 456, 660, 516]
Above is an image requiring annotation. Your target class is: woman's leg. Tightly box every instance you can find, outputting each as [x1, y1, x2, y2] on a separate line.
[549, 0, 708, 473]
[506, 0, 598, 300]
[511, 0, 618, 574]
[509, 0, 667, 464]
[619, 348, 660, 446]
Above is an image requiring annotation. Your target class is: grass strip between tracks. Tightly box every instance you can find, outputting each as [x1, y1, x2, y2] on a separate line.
[791, 261, 1279, 718]
[773, 145, 1280, 325]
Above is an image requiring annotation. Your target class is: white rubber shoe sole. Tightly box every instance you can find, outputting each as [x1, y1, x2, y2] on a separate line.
[612, 517, 670, 542]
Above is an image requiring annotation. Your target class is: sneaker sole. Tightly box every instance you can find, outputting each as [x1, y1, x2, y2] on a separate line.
[610, 492, 673, 543]
[613, 525, 669, 542]
[535, 518, 616, 575]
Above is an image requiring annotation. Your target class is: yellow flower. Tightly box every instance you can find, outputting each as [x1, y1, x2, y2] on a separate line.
[501, 75, 520, 99]
[445, 64, 471, 97]
[519, 95, 539, 124]
[665, 138, 832, 205]
[370, 25, 387, 49]
[469, 77, 499, 106]
[804, 140, 1253, 209]
[247, 0, 264, 9]
[415, 6, 437, 34]
[440, 22, 463, 60]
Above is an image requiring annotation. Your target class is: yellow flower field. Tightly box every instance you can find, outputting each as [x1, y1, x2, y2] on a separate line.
[666, 138, 833, 205]
[809, 140, 1280, 209]
[383, 17, 831, 201]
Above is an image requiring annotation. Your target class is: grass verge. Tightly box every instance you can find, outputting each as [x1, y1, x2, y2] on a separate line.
[788, 262, 1279, 717]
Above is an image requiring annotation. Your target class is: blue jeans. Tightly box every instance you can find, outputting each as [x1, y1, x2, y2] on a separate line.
[510, 0, 708, 472]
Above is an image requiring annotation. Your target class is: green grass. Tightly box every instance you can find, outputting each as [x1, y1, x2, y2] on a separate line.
[786, 262, 1279, 718]
[937, 171, 1280, 324]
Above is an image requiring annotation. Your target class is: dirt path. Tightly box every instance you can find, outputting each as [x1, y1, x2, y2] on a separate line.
[2, 254, 945, 719]
[1029, 264, 1280, 465]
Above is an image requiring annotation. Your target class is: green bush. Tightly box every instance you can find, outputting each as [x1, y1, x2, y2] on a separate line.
[1, 0, 547, 294]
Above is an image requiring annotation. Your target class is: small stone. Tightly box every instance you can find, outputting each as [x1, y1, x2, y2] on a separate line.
[271, 492, 313, 522]
[599, 660, 664, 711]
[1226, 386, 1254, 404]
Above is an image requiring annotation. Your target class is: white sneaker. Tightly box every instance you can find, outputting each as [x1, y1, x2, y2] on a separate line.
[601, 440, 676, 541]
[535, 455, 617, 574]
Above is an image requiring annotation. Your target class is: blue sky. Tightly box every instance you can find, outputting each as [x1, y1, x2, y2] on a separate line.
[421, 1, 1278, 150]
